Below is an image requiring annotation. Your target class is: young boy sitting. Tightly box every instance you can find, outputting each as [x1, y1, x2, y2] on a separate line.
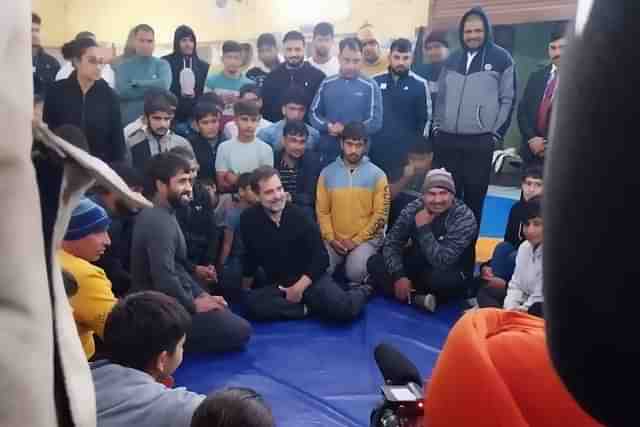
[388, 135, 434, 227]
[478, 166, 544, 296]
[215, 99, 274, 193]
[223, 84, 272, 139]
[191, 388, 274, 427]
[188, 100, 223, 181]
[478, 197, 544, 317]
[218, 173, 258, 299]
[92, 291, 205, 427]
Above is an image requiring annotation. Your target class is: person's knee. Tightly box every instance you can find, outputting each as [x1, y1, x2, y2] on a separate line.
[492, 241, 516, 259]
[225, 313, 252, 349]
[346, 244, 377, 283]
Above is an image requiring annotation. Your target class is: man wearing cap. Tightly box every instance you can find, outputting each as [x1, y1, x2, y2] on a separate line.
[357, 24, 389, 77]
[58, 197, 117, 359]
[432, 7, 515, 233]
[518, 27, 566, 167]
[366, 168, 477, 312]
[413, 31, 450, 106]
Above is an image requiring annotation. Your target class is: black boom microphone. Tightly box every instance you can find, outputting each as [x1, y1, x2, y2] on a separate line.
[374, 343, 423, 387]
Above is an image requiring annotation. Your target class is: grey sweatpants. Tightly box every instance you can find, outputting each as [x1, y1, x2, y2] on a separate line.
[325, 238, 381, 283]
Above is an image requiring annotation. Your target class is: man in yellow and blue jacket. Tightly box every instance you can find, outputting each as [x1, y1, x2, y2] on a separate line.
[316, 122, 390, 284]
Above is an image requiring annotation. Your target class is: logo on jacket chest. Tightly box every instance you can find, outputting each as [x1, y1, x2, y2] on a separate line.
[484, 64, 493, 71]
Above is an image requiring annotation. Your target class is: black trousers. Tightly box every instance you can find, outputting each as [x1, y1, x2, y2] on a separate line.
[476, 284, 507, 308]
[366, 253, 469, 301]
[245, 274, 369, 322]
[185, 308, 252, 353]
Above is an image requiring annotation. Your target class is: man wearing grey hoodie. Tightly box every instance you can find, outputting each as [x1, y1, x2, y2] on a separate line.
[91, 291, 204, 427]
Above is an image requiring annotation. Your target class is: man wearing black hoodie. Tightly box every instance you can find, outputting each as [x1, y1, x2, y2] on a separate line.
[261, 31, 326, 123]
[432, 7, 516, 235]
[163, 26, 210, 129]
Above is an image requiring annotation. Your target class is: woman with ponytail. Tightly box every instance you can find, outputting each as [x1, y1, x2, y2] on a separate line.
[43, 37, 127, 163]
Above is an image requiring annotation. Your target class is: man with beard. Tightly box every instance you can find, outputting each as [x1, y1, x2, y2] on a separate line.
[432, 7, 515, 273]
[162, 25, 210, 131]
[246, 33, 281, 88]
[357, 24, 388, 77]
[412, 31, 449, 106]
[240, 166, 373, 322]
[32, 12, 60, 96]
[309, 22, 340, 77]
[366, 169, 477, 312]
[128, 89, 193, 171]
[316, 122, 390, 284]
[371, 38, 431, 175]
[261, 31, 326, 123]
[518, 27, 567, 167]
[310, 37, 383, 164]
[130, 152, 252, 353]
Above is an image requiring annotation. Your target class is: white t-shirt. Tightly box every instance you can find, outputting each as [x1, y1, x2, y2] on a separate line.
[56, 61, 116, 88]
[309, 56, 340, 77]
[215, 137, 274, 175]
[223, 118, 272, 140]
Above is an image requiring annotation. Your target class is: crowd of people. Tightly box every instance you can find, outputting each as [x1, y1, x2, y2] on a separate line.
[31, 6, 567, 426]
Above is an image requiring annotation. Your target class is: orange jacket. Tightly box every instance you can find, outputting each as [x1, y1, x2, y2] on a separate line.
[424, 309, 602, 427]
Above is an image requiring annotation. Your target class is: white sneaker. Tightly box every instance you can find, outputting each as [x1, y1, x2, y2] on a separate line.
[424, 294, 437, 313]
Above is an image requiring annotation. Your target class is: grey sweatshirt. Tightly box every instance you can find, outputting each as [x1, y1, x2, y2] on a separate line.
[91, 360, 204, 427]
[130, 206, 203, 313]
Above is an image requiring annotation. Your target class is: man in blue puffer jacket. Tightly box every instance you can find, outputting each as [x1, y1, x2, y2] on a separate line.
[432, 7, 516, 231]
[310, 37, 383, 165]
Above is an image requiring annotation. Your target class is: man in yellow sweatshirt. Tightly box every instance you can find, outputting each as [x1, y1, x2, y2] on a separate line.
[59, 197, 117, 359]
[316, 122, 390, 284]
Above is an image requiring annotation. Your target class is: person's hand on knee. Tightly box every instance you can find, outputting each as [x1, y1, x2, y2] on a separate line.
[330, 240, 348, 255]
[394, 277, 413, 302]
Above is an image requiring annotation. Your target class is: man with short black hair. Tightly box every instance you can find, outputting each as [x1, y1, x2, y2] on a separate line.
[92, 291, 205, 427]
[371, 38, 431, 175]
[241, 166, 373, 322]
[274, 120, 322, 218]
[130, 152, 252, 353]
[309, 22, 340, 77]
[205, 41, 254, 123]
[367, 168, 477, 312]
[257, 86, 320, 151]
[127, 89, 193, 171]
[310, 37, 383, 164]
[223, 83, 272, 139]
[115, 24, 172, 126]
[32, 12, 60, 96]
[317, 122, 390, 283]
[162, 26, 210, 129]
[412, 31, 449, 105]
[188, 100, 223, 180]
[247, 33, 280, 87]
[261, 31, 326, 123]
[518, 27, 567, 167]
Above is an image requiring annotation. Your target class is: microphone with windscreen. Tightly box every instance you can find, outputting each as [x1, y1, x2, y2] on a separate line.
[374, 343, 423, 386]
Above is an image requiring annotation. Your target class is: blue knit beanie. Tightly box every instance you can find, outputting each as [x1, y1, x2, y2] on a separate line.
[64, 197, 111, 241]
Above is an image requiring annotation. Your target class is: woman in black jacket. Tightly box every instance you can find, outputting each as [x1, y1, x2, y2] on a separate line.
[43, 38, 126, 163]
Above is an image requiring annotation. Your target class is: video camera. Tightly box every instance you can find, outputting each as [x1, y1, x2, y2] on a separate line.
[370, 343, 424, 427]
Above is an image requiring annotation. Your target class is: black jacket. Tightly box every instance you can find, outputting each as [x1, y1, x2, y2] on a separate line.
[274, 150, 322, 211]
[33, 48, 60, 96]
[43, 72, 126, 163]
[261, 62, 325, 122]
[162, 26, 210, 123]
[518, 65, 553, 166]
[504, 200, 528, 248]
[188, 133, 219, 181]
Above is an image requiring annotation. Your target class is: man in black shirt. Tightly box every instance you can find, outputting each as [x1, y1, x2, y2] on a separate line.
[32, 13, 60, 96]
[240, 166, 372, 321]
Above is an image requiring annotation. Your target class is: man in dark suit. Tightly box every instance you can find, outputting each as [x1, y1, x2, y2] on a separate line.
[518, 28, 567, 167]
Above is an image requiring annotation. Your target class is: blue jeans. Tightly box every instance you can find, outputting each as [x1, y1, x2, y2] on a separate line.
[490, 241, 517, 281]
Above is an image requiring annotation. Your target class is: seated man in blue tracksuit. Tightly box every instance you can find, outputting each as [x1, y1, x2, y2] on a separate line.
[310, 37, 383, 165]
[371, 38, 432, 176]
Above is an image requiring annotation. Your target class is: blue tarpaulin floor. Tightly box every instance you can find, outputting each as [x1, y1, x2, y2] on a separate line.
[175, 190, 516, 426]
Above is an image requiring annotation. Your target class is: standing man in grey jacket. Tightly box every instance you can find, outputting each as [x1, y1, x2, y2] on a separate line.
[432, 7, 516, 231]
[130, 152, 251, 353]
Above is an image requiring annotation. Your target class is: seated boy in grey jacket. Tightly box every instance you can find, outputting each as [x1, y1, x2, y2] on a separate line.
[91, 291, 204, 427]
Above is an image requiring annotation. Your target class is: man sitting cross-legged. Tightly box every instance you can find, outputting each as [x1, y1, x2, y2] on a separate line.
[367, 168, 477, 312]
[316, 122, 390, 284]
[241, 166, 373, 321]
[130, 152, 251, 353]
[92, 291, 205, 427]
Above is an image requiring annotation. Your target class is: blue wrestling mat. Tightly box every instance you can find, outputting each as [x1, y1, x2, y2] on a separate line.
[175, 298, 464, 427]
[175, 192, 516, 426]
